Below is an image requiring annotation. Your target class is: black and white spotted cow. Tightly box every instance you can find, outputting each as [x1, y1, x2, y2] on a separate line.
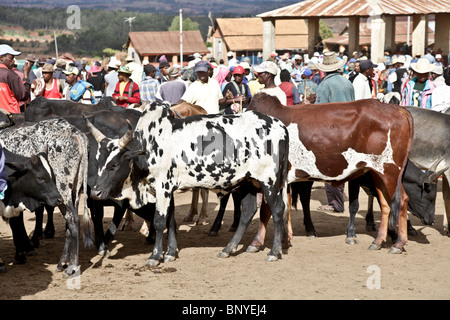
[0, 148, 63, 270]
[0, 118, 90, 274]
[86, 101, 290, 266]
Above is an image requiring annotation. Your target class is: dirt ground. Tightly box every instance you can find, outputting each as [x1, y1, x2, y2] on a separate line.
[1, 181, 449, 301]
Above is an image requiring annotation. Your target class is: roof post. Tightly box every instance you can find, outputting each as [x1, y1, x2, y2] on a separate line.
[262, 18, 276, 61]
[412, 14, 427, 58]
[383, 15, 395, 53]
[348, 16, 360, 57]
[307, 17, 319, 56]
[434, 13, 449, 56]
[369, 15, 385, 65]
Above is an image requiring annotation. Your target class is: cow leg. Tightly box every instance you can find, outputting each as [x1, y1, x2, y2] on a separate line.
[346, 180, 360, 244]
[230, 191, 242, 232]
[208, 193, 231, 237]
[30, 206, 44, 248]
[146, 196, 173, 267]
[9, 212, 36, 264]
[219, 191, 257, 258]
[246, 199, 270, 253]
[43, 205, 55, 239]
[264, 188, 286, 261]
[365, 195, 377, 231]
[164, 197, 178, 262]
[196, 189, 209, 225]
[183, 188, 199, 222]
[56, 204, 80, 275]
[0, 256, 6, 273]
[120, 209, 135, 231]
[88, 199, 107, 254]
[369, 187, 390, 250]
[443, 175, 450, 236]
[299, 181, 315, 237]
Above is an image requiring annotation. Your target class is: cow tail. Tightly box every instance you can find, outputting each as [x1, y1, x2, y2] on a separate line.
[282, 131, 290, 229]
[388, 179, 402, 230]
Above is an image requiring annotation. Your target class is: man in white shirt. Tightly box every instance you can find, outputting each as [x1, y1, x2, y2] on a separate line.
[178, 60, 231, 114]
[253, 61, 287, 106]
[352, 60, 377, 100]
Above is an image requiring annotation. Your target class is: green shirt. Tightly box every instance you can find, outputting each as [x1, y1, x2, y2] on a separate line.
[315, 72, 355, 104]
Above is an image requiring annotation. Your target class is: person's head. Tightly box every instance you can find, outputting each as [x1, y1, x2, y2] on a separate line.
[314, 51, 347, 75]
[0, 44, 21, 69]
[159, 61, 170, 76]
[56, 59, 67, 70]
[254, 61, 278, 86]
[42, 63, 54, 83]
[207, 62, 216, 78]
[144, 64, 157, 78]
[117, 66, 132, 82]
[354, 61, 361, 73]
[194, 60, 210, 83]
[435, 54, 442, 62]
[392, 55, 406, 69]
[63, 66, 79, 85]
[359, 60, 377, 78]
[300, 67, 312, 79]
[240, 62, 252, 77]
[411, 58, 434, 84]
[294, 54, 303, 65]
[280, 69, 291, 83]
[232, 66, 245, 84]
[431, 65, 443, 80]
[167, 66, 180, 79]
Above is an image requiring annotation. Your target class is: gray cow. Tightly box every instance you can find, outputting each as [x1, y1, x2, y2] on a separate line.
[0, 118, 90, 275]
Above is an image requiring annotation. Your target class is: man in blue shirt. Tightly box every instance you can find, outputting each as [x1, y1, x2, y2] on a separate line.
[139, 64, 159, 104]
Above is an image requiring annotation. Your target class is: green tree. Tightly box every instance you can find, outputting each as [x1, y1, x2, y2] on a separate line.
[168, 16, 199, 31]
[319, 19, 334, 40]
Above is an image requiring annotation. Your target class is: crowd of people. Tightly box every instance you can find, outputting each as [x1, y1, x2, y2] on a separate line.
[0, 41, 449, 215]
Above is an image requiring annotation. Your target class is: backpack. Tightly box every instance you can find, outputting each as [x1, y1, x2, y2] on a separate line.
[70, 80, 93, 102]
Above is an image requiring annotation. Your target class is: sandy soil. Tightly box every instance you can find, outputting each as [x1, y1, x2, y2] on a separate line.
[1, 181, 449, 301]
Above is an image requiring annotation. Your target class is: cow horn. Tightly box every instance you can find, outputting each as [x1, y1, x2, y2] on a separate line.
[84, 117, 106, 143]
[118, 120, 133, 149]
[430, 157, 444, 172]
[427, 166, 449, 184]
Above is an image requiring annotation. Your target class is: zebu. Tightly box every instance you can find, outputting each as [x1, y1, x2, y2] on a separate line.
[87, 101, 290, 265]
[0, 118, 90, 274]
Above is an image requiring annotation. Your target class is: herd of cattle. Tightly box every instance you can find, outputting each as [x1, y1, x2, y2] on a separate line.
[0, 95, 448, 275]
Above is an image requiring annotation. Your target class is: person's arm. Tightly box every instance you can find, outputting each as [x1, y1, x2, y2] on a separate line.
[126, 82, 141, 105]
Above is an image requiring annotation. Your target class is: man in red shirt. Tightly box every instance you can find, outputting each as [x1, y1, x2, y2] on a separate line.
[0, 44, 31, 113]
[113, 66, 141, 107]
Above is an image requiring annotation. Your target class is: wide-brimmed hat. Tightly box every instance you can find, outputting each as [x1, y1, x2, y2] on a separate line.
[42, 63, 54, 73]
[254, 61, 278, 75]
[314, 51, 347, 72]
[90, 64, 101, 73]
[411, 58, 435, 74]
[168, 66, 179, 77]
[118, 66, 132, 75]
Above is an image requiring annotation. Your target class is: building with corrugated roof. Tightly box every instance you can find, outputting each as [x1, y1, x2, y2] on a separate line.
[126, 30, 209, 66]
[258, 0, 450, 63]
[210, 17, 308, 64]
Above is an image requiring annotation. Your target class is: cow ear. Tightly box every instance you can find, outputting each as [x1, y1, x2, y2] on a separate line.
[124, 150, 146, 161]
[5, 161, 25, 172]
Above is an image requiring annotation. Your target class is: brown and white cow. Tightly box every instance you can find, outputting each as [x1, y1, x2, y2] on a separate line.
[246, 93, 414, 253]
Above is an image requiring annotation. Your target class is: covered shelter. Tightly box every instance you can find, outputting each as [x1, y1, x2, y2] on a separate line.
[211, 17, 308, 64]
[257, 0, 450, 63]
[126, 30, 209, 66]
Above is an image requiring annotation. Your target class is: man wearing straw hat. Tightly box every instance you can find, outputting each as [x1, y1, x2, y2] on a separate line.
[400, 57, 436, 109]
[314, 51, 355, 213]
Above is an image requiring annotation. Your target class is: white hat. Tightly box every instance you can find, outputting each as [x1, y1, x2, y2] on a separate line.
[436, 54, 442, 59]
[193, 52, 202, 59]
[314, 51, 347, 72]
[432, 64, 444, 75]
[227, 51, 234, 57]
[240, 61, 251, 70]
[125, 55, 134, 61]
[0, 44, 21, 56]
[392, 55, 406, 65]
[254, 61, 278, 75]
[411, 58, 435, 74]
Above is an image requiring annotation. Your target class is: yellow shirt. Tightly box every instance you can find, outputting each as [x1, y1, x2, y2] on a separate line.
[119, 81, 129, 96]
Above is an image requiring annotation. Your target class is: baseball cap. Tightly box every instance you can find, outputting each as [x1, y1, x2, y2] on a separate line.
[359, 60, 378, 72]
[300, 67, 312, 77]
[0, 44, 21, 56]
[63, 66, 80, 76]
[232, 66, 245, 75]
[254, 61, 278, 75]
[194, 60, 209, 73]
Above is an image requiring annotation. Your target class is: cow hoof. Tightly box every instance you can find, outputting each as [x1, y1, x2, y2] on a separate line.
[0, 266, 6, 273]
[345, 237, 359, 245]
[145, 259, 161, 267]
[246, 244, 263, 253]
[218, 251, 230, 259]
[208, 231, 218, 237]
[388, 246, 405, 254]
[228, 226, 237, 232]
[368, 243, 381, 251]
[183, 215, 195, 223]
[265, 255, 279, 262]
[366, 224, 377, 232]
[164, 255, 176, 263]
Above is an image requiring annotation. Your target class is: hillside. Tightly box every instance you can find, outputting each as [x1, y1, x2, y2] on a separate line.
[2, 0, 300, 16]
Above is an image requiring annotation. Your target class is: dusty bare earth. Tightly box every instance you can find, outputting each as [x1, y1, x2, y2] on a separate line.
[1, 181, 449, 302]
